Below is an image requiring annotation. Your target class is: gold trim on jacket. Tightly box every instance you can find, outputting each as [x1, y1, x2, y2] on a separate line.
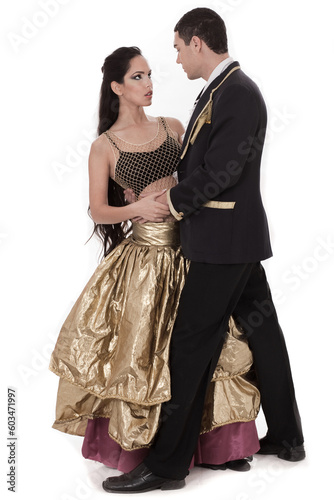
[167, 189, 184, 220]
[180, 66, 241, 160]
[167, 190, 236, 220]
[204, 201, 236, 209]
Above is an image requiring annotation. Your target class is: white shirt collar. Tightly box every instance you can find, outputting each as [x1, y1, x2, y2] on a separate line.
[202, 56, 234, 94]
[184, 56, 234, 131]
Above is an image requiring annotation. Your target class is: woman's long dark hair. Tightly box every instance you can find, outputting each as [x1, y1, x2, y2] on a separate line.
[88, 46, 142, 258]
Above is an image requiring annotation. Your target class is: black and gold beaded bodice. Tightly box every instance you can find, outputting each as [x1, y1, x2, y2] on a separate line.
[103, 117, 181, 199]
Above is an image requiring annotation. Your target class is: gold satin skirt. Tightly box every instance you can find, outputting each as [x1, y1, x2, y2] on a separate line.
[50, 221, 260, 450]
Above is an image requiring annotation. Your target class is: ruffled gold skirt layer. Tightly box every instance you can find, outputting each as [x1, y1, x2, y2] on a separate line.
[50, 222, 260, 450]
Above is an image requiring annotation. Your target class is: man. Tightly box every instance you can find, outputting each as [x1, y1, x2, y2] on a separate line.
[103, 7, 305, 493]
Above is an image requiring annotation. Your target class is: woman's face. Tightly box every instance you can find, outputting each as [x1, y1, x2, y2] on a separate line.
[114, 55, 153, 107]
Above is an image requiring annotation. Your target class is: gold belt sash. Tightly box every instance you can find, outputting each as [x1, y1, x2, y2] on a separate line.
[131, 221, 180, 247]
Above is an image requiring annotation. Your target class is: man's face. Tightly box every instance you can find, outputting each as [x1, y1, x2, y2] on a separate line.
[174, 31, 202, 80]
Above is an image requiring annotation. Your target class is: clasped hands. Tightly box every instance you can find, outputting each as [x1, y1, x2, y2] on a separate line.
[124, 188, 170, 224]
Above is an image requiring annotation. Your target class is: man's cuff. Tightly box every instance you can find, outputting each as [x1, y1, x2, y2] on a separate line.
[167, 189, 184, 221]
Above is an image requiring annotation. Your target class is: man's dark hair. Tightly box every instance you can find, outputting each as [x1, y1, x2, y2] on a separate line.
[174, 7, 228, 54]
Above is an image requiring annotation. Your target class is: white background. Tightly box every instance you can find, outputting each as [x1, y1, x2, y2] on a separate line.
[1, 0, 333, 498]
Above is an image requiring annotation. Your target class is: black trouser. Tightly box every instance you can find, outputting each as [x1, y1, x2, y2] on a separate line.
[144, 262, 303, 480]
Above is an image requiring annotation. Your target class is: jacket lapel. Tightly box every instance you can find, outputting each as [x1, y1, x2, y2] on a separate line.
[180, 61, 241, 159]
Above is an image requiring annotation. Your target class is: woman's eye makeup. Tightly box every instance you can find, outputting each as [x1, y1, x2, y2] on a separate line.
[131, 72, 152, 80]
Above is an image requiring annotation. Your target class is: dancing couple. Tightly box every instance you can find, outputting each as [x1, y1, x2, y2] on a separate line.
[50, 7, 305, 494]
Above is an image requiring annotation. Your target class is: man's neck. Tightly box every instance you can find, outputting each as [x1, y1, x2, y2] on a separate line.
[202, 52, 230, 81]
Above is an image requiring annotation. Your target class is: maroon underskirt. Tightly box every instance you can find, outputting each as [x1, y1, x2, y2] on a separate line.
[82, 417, 260, 472]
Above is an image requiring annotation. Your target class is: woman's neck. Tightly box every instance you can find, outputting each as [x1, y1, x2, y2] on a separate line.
[115, 105, 150, 129]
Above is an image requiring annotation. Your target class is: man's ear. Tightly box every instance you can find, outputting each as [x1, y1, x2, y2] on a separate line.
[111, 81, 123, 96]
[191, 36, 203, 53]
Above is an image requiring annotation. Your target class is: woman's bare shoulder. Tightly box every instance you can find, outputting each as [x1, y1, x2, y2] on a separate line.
[90, 133, 110, 156]
[164, 116, 185, 143]
[165, 116, 184, 132]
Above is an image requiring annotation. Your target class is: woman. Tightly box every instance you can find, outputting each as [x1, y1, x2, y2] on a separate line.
[49, 46, 260, 474]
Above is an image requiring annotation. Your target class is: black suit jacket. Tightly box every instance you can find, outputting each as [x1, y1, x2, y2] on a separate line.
[169, 61, 273, 264]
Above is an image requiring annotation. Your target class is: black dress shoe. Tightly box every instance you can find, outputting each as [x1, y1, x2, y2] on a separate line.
[199, 458, 251, 472]
[257, 437, 306, 462]
[102, 462, 186, 493]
